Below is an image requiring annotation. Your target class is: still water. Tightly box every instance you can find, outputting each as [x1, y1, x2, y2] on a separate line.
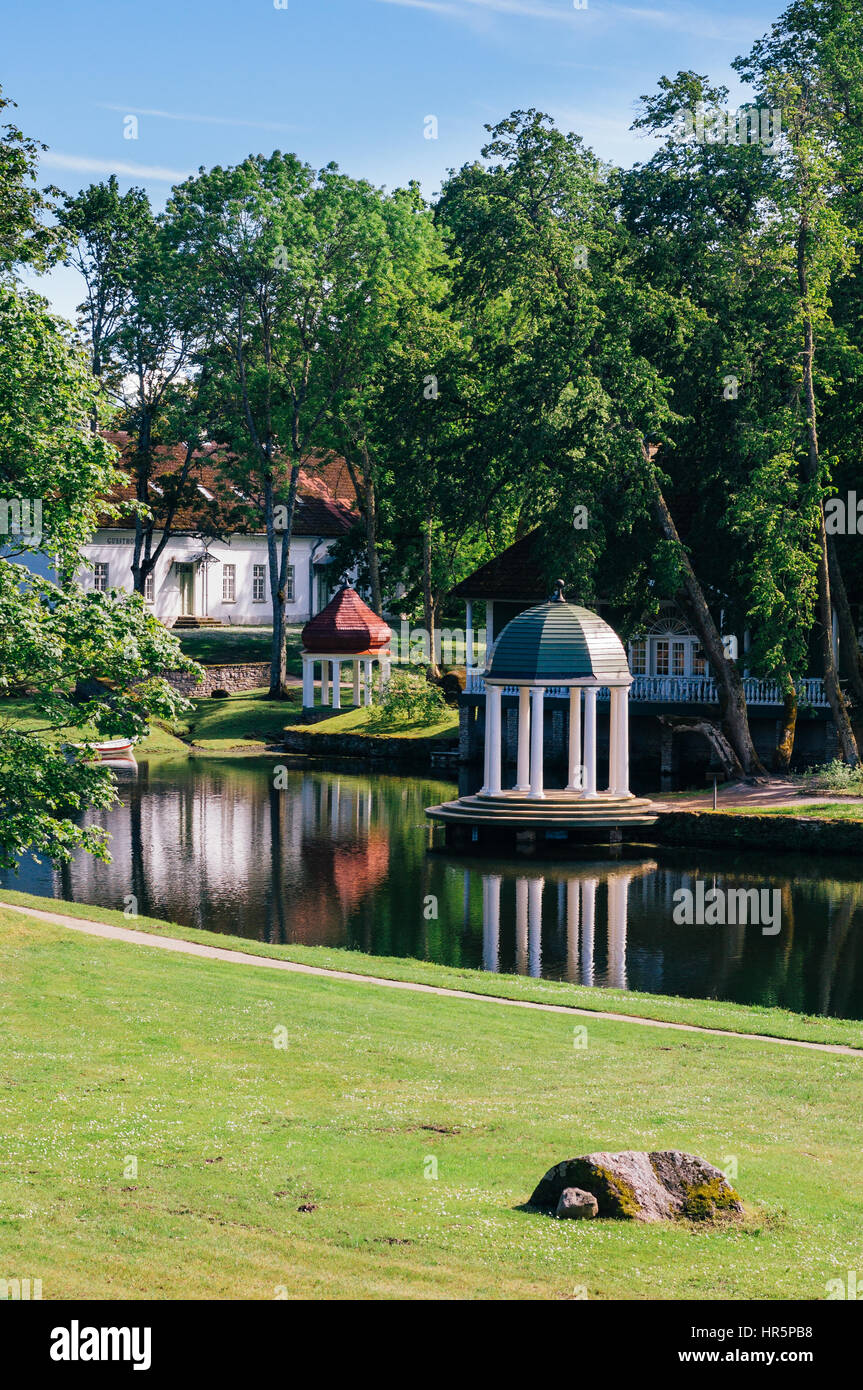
[8, 757, 863, 1019]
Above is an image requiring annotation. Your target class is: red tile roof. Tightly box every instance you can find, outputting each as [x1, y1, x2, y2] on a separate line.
[301, 586, 391, 654]
[99, 432, 358, 537]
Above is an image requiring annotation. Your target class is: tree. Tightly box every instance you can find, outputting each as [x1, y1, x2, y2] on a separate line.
[734, 0, 862, 763]
[169, 155, 441, 694]
[58, 181, 209, 591]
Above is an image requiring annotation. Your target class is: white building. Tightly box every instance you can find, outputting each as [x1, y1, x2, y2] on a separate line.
[78, 434, 358, 626]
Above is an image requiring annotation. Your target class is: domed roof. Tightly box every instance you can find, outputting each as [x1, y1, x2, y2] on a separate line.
[487, 584, 630, 684]
[302, 586, 391, 655]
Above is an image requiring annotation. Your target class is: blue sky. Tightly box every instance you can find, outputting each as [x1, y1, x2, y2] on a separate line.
[5, 0, 777, 319]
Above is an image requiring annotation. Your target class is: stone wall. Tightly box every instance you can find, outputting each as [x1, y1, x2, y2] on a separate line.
[166, 662, 271, 697]
[651, 809, 863, 856]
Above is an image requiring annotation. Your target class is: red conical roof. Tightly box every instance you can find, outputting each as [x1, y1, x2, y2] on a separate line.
[301, 586, 392, 655]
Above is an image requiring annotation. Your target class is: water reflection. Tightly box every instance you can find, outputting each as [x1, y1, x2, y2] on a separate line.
[476, 863, 653, 987]
[4, 757, 863, 1019]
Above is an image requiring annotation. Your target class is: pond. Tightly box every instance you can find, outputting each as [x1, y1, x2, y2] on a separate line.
[6, 757, 863, 1020]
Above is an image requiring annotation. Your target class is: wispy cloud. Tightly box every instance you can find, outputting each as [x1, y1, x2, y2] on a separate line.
[375, 0, 768, 41]
[96, 103, 298, 134]
[40, 152, 192, 182]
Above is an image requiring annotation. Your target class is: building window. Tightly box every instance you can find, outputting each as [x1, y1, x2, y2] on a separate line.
[252, 564, 266, 603]
[629, 639, 647, 675]
[672, 640, 686, 675]
[693, 644, 707, 676]
[654, 639, 669, 676]
[286, 565, 295, 602]
[94, 562, 109, 593]
[144, 570, 155, 603]
[222, 564, 236, 603]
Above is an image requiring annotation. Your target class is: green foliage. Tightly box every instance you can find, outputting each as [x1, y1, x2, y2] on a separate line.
[374, 667, 447, 723]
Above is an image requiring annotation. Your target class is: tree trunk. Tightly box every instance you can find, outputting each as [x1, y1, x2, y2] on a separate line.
[773, 671, 798, 772]
[797, 219, 859, 764]
[657, 716, 745, 781]
[422, 514, 441, 679]
[826, 536, 863, 708]
[361, 444, 383, 616]
[647, 454, 765, 777]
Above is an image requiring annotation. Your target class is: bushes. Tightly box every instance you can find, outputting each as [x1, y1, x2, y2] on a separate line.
[801, 759, 863, 796]
[374, 667, 447, 722]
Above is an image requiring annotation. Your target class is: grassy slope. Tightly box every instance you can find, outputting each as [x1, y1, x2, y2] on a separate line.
[2, 890, 860, 1050]
[284, 704, 459, 742]
[174, 624, 303, 674]
[1, 906, 861, 1299]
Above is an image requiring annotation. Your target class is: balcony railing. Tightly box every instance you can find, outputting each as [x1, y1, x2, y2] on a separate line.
[464, 671, 829, 708]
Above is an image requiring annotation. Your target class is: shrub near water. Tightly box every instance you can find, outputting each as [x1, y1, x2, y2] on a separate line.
[374, 668, 447, 723]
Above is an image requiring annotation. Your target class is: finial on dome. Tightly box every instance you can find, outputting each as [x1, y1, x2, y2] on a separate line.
[551, 579, 565, 603]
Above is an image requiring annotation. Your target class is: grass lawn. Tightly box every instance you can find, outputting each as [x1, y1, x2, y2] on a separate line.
[3, 890, 860, 1051]
[1, 904, 861, 1299]
[705, 803, 863, 820]
[174, 624, 303, 674]
[286, 703, 459, 742]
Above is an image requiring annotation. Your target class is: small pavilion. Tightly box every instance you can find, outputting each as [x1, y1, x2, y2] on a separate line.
[301, 586, 391, 710]
[426, 583, 656, 838]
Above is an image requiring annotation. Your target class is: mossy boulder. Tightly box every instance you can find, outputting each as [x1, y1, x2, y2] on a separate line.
[529, 1149, 742, 1222]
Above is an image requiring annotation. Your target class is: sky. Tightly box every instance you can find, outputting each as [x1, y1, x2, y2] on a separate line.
[3, 0, 778, 320]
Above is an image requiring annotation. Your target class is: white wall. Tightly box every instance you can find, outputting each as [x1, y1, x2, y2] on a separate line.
[80, 532, 342, 625]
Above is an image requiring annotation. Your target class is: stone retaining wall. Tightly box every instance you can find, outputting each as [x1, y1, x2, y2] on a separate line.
[651, 809, 863, 856]
[167, 662, 271, 697]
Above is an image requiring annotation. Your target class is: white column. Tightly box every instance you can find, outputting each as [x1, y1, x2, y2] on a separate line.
[482, 874, 501, 972]
[332, 659, 341, 709]
[528, 876, 543, 977]
[352, 659, 360, 706]
[583, 687, 598, 796]
[529, 687, 545, 800]
[612, 685, 630, 797]
[515, 686, 531, 792]
[465, 600, 473, 671]
[566, 687, 582, 792]
[321, 659, 330, 706]
[608, 686, 620, 794]
[487, 684, 502, 796]
[302, 655, 314, 708]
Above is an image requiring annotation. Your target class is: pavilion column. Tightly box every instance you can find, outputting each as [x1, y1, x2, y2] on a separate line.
[514, 686, 531, 792]
[485, 683, 503, 796]
[611, 684, 630, 796]
[528, 687, 545, 799]
[302, 655, 314, 708]
[352, 659, 361, 706]
[465, 600, 474, 672]
[583, 687, 598, 797]
[321, 660, 330, 706]
[566, 687, 582, 792]
[608, 686, 620, 794]
[332, 659, 341, 709]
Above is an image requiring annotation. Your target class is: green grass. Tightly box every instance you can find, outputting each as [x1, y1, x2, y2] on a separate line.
[1, 904, 861, 1299]
[174, 624, 303, 674]
[286, 703, 459, 742]
[2, 890, 860, 1050]
[706, 803, 863, 821]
